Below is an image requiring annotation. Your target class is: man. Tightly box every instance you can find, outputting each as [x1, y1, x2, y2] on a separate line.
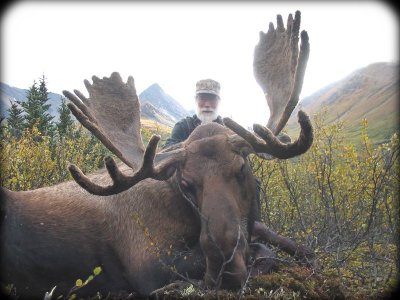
[163, 78, 263, 224]
[163, 79, 224, 148]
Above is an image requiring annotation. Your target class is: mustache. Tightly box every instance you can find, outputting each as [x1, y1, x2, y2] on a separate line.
[199, 108, 215, 113]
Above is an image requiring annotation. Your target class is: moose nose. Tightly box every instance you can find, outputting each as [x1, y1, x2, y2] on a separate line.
[201, 227, 249, 290]
[220, 250, 248, 289]
[203, 247, 248, 289]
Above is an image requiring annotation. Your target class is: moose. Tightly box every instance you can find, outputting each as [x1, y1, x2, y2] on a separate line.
[1, 11, 313, 299]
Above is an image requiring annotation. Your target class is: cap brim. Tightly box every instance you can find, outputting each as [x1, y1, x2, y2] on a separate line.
[196, 90, 220, 96]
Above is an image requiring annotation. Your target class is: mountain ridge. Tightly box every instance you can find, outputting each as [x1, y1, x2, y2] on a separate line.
[0, 83, 64, 121]
[138, 83, 190, 122]
[0, 82, 191, 127]
[287, 62, 399, 144]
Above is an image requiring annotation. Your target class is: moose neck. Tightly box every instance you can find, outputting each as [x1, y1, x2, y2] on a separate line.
[109, 174, 201, 250]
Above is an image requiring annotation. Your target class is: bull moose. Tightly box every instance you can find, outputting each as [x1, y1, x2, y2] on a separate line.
[0, 11, 313, 299]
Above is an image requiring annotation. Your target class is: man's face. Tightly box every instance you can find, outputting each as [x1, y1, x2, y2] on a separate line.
[196, 93, 220, 124]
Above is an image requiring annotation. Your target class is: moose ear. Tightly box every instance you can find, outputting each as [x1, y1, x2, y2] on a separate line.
[228, 134, 254, 158]
[152, 148, 186, 180]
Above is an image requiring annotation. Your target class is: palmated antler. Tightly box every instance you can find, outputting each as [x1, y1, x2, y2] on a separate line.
[225, 11, 313, 159]
[68, 136, 185, 196]
[254, 10, 310, 135]
[63, 72, 143, 169]
[63, 73, 186, 195]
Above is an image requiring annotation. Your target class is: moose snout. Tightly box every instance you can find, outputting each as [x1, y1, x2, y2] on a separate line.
[200, 227, 249, 290]
[220, 248, 248, 289]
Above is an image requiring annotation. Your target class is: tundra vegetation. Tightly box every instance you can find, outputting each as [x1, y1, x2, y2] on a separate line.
[1, 12, 399, 300]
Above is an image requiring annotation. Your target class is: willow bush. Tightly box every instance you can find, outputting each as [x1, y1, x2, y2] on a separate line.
[0, 124, 110, 191]
[0, 122, 171, 191]
[250, 113, 399, 296]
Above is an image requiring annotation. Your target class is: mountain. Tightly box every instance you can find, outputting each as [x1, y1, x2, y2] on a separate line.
[1, 82, 191, 128]
[140, 101, 176, 127]
[287, 62, 399, 144]
[139, 83, 190, 122]
[0, 83, 65, 121]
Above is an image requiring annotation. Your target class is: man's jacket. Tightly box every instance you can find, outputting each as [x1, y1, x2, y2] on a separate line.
[163, 115, 224, 148]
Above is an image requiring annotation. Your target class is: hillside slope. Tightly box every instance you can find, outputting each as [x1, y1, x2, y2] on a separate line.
[287, 62, 399, 144]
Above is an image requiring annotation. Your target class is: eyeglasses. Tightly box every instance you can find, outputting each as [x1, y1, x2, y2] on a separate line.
[196, 94, 219, 101]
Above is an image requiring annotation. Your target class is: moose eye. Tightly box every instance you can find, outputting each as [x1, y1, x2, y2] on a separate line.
[236, 163, 247, 182]
[181, 178, 191, 189]
[181, 178, 196, 191]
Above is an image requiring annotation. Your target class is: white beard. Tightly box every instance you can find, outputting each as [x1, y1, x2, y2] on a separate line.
[196, 107, 219, 124]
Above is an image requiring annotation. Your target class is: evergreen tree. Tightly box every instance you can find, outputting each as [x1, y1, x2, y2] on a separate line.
[19, 75, 54, 137]
[18, 81, 39, 129]
[37, 74, 55, 137]
[0, 115, 6, 141]
[6, 99, 25, 139]
[56, 96, 74, 138]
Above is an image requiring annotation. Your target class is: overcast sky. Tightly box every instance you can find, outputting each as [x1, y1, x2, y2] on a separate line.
[1, 1, 398, 127]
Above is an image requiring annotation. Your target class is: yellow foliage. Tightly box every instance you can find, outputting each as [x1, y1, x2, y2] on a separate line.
[141, 119, 172, 147]
[1, 126, 56, 190]
[250, 111, 399, 295]
[1, 124, 110, 191]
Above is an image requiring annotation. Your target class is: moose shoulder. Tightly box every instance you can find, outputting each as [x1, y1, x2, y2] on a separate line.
[1, 11, 313, 299]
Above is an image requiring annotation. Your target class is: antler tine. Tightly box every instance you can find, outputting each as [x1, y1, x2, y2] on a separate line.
[254, 11, 310, 136]
[273, 30, 310, 135]
[69, 135, 185, 196]
[223, 110, 313, 159]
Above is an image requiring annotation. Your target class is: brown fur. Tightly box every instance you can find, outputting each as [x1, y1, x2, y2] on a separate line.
[0, 123, 258, 298]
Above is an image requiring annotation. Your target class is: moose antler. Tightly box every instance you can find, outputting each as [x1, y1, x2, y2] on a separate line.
[225, 111, 312, 159]
[254, 10, 309, 135]
[63, 72, 144, 170]
[63, 73, 186, 195]
[225, 11, 312, 159]
[68, 135, 185, 196]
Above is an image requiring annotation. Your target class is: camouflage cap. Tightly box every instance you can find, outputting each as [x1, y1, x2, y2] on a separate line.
[196, 79, 220, 98]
